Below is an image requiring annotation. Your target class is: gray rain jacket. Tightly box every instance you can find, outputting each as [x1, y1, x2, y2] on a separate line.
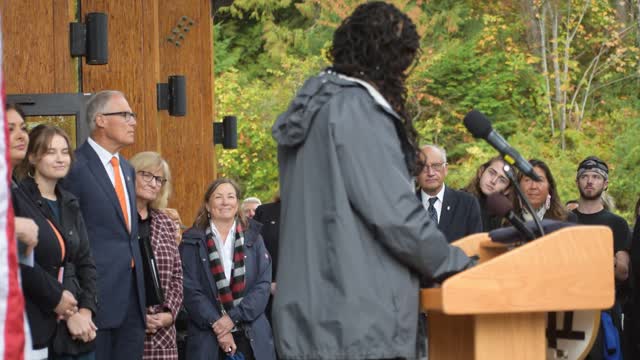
[271, 71, 474, 360]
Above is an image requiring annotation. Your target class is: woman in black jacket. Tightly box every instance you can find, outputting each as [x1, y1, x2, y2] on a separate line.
[14, 124, 97, 359]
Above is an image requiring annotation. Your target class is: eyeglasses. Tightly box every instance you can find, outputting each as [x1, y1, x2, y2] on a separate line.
[137, 170, 167, 186]
[101, 111, 137, 123]
[421, 162, 446, 173]
[485, 168, 510, 186]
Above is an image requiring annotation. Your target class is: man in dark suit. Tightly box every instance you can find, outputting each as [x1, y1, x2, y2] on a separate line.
[64, 90, 146, 360]
[416, 145, 482, 242]
[253, 199, 280, 324]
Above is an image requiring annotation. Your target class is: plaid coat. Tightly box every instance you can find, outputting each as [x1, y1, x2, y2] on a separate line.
[143, 209, 184, 360]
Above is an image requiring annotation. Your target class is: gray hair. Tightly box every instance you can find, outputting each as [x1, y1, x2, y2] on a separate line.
[242, 197, 262, 208]
[86, 90, 125, 132]
[420, 144, 447, 164]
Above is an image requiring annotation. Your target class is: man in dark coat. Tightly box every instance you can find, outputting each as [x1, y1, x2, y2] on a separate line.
[253, 200, 280, 325]
[416, 145, 483, 243]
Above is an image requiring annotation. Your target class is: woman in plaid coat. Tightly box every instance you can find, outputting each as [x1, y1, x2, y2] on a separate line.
[130, 152, 184, 360]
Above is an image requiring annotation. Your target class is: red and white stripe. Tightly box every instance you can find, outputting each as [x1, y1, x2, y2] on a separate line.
[0, 18, 26, 360]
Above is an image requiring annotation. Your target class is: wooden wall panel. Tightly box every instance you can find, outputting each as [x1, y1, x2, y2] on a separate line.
[81, 0, 158, 156]
[157, 0, 215, 223]
[1, 0, 78, 93]
[3, 0, 215, 224]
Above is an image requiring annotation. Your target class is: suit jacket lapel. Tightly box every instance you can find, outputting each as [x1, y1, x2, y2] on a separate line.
[122, 160, 137, 238]
[439, 187, 455, 230]
[80, 143, 129, 229]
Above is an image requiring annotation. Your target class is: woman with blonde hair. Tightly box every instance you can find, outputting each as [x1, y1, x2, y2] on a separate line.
[129, 151, 183, 360]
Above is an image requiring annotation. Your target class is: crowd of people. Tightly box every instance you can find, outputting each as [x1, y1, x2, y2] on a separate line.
[7, 2, 640, 360]
[417, 145, 634, 359]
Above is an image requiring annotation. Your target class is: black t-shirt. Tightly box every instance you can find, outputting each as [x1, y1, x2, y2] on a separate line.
[44, 198, 61, 224]
[138, 213, 151, 240]
[573, 209, 630, 252]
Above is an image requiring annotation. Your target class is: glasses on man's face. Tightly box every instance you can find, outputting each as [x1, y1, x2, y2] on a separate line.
[486, 168, 510, 186]
[137, 170, 167, 187]
[421, 162, 446, 173]
[102, 111, 137, 123]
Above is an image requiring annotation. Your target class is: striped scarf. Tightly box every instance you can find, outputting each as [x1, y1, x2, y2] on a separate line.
[206, 221, 246, 312]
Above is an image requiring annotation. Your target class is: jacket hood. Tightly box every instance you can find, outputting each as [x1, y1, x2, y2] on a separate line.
[272, 71, 357, 148]
[272, 71, 403, 148]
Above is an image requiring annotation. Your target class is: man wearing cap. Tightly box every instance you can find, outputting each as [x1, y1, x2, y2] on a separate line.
[573, 156, 630, 359]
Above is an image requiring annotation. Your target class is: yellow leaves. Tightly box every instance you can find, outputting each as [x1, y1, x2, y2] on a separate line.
[526, 55, 541, 65]
[465, 145, 486, 157]
[477, 34, 495, 48]
[559, 82, 572, 92]
[293, 2, 317, 19]
[422, 93, 444, 106]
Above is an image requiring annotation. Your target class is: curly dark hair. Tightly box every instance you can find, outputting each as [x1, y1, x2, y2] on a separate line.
[330, 2, 421, 169]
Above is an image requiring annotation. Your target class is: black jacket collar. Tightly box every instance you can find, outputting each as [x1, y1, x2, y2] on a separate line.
[18, 176, 80, 212]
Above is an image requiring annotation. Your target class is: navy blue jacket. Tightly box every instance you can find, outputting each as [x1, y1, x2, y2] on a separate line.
[180, 219, 275, 360]
[63, 141, 146, 329]
[417, 186, 483, 243]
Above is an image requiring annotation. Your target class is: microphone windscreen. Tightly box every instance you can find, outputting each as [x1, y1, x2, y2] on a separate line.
[463, 110, 493, 138]
[486, 193, 513, 218]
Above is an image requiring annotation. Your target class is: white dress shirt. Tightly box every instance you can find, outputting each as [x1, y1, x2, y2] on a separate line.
[88, 137, 132, 227]
[210, 220, 236, 280]
[421, 185, 446, 223]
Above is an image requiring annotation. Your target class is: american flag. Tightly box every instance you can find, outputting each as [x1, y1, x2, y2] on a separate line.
[0, 17, 26, 360]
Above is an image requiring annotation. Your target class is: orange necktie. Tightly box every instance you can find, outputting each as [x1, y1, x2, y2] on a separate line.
[110, 156, 130, 231]
[110, 156, 134, 268]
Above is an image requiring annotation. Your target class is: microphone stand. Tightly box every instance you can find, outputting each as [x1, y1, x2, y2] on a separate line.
[503, 163, 545, 239]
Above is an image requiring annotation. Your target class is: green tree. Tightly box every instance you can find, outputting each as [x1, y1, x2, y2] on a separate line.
[212, 0, 640, 222]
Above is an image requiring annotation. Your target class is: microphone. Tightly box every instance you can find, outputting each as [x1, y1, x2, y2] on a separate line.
[463, 110, 540, 181]
[486, 193, 536, 241]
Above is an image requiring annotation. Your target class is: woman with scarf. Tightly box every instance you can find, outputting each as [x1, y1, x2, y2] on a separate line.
[180, 178, 274, 360]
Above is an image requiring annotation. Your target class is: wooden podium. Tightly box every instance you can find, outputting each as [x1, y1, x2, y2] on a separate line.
[420, 226, 614, 360]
